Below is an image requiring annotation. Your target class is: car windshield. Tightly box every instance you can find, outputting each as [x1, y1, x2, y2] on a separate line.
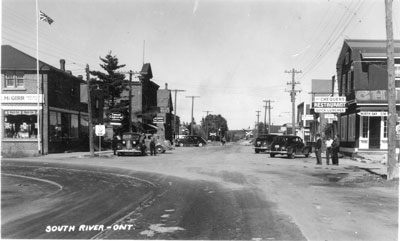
[122, 134, 140, 140]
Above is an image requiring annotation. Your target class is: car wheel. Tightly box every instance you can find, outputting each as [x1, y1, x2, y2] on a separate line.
[255, 149, 260, 153]
[179, 143, 184, 147]
[288, 153, 295, 159]
[156, 146, 163, 154]
[198, 143, 203, 147]
[305, 154, 310, 158]
[270, 154, 275, 158]
[117, 152, 121, 156]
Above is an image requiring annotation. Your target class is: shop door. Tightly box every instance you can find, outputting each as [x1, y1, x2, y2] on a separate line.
[369, 117, 381, 149]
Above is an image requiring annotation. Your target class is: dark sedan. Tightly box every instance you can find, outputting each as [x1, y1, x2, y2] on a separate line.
[254, 134, 278, 153]
[269, 135, 311, 158]
[175, 135, 207, 147]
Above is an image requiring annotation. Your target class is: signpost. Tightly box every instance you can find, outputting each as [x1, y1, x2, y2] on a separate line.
[95, 125, 105, 156]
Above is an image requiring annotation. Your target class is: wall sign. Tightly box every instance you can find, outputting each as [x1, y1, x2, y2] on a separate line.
[356, 90, 400, 103]
[357, 111, 388, 117]
[1, 94, 44, 103]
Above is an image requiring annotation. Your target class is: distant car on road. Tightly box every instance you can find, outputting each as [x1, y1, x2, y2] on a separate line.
[269, 135, 311, 158]
[254, 134, 278, 153]
[175, 135, 207, 147]
[115, 132, 146, 156]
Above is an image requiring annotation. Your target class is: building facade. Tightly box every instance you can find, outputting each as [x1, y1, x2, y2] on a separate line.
[336, 39, 400, 154]
[1, 45, 101, 156]
[157, 84, 173, 142]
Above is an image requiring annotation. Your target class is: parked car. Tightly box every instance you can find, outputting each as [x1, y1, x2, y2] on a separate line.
[254, 134, 278, 153]
[143, 133, 174, 154]
[114, 132, 146, 156]
[269, 135, 311, 158]
[175, 135, 207, 147]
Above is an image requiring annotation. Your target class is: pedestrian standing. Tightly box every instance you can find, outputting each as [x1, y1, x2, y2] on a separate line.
[332, 134, 340, 165]
[325, 136, 333, 165]
[150, 133, 157, 156]
[315, 134, 322, 165]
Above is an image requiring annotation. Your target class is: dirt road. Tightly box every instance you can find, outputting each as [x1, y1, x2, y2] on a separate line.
[2, 143, 398, 240]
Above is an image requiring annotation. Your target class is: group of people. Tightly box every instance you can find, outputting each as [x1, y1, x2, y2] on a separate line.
[315, 134, 340, 165]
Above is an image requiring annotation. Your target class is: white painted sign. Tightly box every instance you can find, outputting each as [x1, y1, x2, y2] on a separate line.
[302, 115, 314, 121]
[357, 111, 388, 117]
[324, 114, 335, 118]
[314, 108, 346, 113]
[314, 96, 346, 102]
[95, 125, 106, 136]
[1, 94, 44, 103]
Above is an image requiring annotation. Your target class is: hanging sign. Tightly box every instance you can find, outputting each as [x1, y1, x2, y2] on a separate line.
[357, 111, 388, 117]
[95, 125, 106, 136]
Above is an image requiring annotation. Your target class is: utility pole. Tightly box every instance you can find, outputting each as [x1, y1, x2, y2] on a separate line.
[172, 89, 185, 139]
[256, 110, 261, 135]
[128, 70, 133, 132]
[285, 68, 302, 135]
[203, 110, 212, 140]
[86, 64, 94, 157]
[186, 96, 200, 135]
[263, 100, 274, 134]
[385, 0, 396, 180]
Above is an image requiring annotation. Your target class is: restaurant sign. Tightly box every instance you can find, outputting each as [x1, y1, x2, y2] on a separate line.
[313, 96, 346, 113]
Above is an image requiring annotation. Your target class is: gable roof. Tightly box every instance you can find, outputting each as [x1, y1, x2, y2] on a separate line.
[1, 45, 51, 71]
[336, 39, 400, 67]
[157, 89, 173, 110]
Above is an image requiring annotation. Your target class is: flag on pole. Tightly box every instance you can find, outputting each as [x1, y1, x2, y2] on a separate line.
[39, 11, 54, 24]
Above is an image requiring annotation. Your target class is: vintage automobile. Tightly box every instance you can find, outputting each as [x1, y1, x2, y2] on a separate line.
[254, 134, 278, 153]
[269, 135, 311, 158]
[143, 133, 174, 154]
[114, 132, 146, 156]
[175, 135, 207, 147]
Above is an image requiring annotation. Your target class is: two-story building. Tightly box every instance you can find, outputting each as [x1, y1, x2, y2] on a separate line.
[1, 45, 102, 156]
[336, 39, 400, 154]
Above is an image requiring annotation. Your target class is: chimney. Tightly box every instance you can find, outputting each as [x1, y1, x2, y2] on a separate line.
[60, 59, 66, 71]
[165, 83, 168, 90]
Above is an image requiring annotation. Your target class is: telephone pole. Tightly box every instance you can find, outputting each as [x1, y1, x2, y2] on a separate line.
[86, 64, 94, 157]
[128, 70, 133, 132]
[186, 96, 200, 135]
[263, 100, 274, 134]
[172, 89, 185, 139]
[256, 110, 261, 135]
[385, 0, 396, 180]
[203, 110, 212, 140]
[285, 68, 302, 135]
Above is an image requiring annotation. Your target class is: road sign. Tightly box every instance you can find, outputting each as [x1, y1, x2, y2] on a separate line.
[95, 125, 105, 136]
[357, 111, 388, 117]
[153, 116, 165, 123]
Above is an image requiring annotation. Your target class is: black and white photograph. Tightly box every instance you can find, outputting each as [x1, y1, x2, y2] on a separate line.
[1, 0, 399, 240]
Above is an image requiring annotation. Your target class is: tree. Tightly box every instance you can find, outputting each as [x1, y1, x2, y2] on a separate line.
[90, 51, 126, 109]
[201, 114, 229, 140]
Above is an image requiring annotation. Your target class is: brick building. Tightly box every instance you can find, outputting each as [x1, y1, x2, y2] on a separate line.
[336, 39, 400, 154]
[1, 45, 102, 156]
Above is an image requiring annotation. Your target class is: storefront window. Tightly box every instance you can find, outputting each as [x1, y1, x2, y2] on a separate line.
[362, 117, 368, 138]
[4, 110, 37, 138]
[383, 117, 387, 138]
[348, 114, 355, 141]
[340, 115, 347, 141]
[49, 111, 62, 141]
[71, 114, 79, 138]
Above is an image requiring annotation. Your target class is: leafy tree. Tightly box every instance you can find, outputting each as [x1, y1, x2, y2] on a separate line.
[201, 114, 229, 140]
[90, 51, 126, 109]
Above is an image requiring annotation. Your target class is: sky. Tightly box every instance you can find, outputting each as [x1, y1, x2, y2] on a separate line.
[2, 0, 400, 130]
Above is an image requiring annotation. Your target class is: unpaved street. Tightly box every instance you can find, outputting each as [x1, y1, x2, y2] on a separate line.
[1, 143, 398, 240]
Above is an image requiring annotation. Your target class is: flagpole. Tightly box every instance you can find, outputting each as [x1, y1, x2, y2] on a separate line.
[36, 0, 41, 154]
